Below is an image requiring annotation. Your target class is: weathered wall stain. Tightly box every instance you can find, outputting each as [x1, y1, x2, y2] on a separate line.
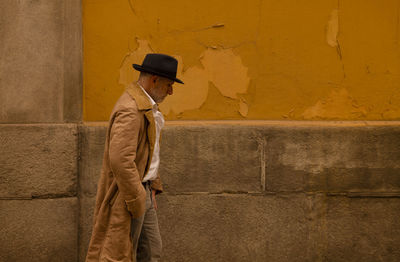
[83, 0, 400, 121]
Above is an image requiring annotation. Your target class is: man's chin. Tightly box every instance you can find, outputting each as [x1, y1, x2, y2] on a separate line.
[156, 96, 166, 103]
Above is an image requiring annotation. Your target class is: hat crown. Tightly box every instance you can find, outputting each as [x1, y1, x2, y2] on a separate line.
[142, 54, 178, 78]
[133, 53, 183, 84]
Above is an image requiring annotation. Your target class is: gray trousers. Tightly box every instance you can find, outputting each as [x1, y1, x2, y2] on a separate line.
[130, 182, 162, 262]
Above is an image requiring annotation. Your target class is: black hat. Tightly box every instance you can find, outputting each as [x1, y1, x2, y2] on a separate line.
[133, 53, 184, 84]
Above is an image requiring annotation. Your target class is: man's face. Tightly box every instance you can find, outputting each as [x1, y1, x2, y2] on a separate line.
[148, 76, 174, 103]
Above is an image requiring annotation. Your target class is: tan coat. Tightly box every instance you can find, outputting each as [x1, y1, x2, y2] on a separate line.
[86, 83, 163, 262]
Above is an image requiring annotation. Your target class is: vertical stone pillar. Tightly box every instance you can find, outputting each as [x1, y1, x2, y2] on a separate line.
[0, 0, 82, 261]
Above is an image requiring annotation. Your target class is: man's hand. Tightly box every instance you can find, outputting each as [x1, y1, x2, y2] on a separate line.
[152, 189, 158, 210]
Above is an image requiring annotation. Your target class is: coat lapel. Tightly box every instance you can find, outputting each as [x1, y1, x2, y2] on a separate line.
[126, 83, 156, 172]
[125, 82, 152, 111]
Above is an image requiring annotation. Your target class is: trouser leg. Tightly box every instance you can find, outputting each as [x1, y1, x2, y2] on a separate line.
[131, 183, 162, 262]
[131, 207, 145, 261]
[136, 185, 162, 262]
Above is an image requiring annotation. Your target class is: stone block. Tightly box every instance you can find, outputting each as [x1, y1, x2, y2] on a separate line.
[0, 124, 78, 198]
[324, 196, 400, 261]
[78, 124, 107, 261]
[0, 198, 78, 262]
[160, 126, 262, 193]
[79, 124, 107, 198]
[157, 193, 310, 262]
[264, 126, 400, 193]
[79, 196, 96, 262]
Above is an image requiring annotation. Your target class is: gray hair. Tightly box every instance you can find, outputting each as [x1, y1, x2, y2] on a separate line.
[139, 71, 153, 79]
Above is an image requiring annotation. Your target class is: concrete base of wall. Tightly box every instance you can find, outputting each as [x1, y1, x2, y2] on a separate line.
[1, 122, 400, 261]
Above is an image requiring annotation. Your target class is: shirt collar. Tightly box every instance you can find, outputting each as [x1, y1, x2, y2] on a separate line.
[137, 82, 157, 109]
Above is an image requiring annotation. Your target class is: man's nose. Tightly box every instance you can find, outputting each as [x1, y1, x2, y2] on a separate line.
[168, 86, 173, 95]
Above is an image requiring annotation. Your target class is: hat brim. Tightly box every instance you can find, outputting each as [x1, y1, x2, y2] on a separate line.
[133, 64, 184, 84]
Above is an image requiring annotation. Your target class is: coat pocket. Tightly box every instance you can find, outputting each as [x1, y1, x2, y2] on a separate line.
[125, 189, 146, 218]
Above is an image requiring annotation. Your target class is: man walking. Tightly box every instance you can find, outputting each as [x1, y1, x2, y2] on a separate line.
[86, 54, 183, 262]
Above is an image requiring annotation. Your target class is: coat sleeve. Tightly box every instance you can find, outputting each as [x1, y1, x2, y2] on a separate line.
[109, 107, 146, 218]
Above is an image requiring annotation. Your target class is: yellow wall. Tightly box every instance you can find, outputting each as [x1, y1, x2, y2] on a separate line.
[83, 0, 400, 121]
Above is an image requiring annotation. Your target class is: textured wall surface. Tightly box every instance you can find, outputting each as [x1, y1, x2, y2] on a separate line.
[0, 124, 79, 262]
[2, 122, 399, 262]
[83, 0, 400, 121]
[0, 198, 78, 262]
[0, 0, 82, 123]
[79, 122, 400, 262]
[0, 124, 78, 198]
[0, 0, 82, 261]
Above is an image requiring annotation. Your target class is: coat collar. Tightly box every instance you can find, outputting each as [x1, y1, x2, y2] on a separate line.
[126, 82, 153, 111]
[126, 82, 157, 171]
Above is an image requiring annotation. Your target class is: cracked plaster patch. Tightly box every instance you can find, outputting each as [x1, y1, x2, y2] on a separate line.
[119, 39, 250, 116]
[200, 48, 250, 99]
[119, 39, 154, 87]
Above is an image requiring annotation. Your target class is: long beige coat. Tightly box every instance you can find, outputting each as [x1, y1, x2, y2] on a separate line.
[85, 83, 163, 262]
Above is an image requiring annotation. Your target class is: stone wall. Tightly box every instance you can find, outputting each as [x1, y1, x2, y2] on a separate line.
[2, 120, 400, 261]
[0, 124, 79, 262]
[79, 122, 400, 262]
[0, 0, 82, 261]
[1, 121, 400, 262]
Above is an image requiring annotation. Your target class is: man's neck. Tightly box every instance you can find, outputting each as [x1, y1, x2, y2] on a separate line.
[137, 81, 156, 106]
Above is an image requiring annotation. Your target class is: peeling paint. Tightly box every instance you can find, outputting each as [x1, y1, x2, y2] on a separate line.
[302, 88, 368, 120]
[326, 9, 339, 47]
[162, 48, 250, 115]
[163, 48, 250, 115]
[84, 0, 400, 121]
[119, 40, 250, 117]
[119, 39, 154, 87]
[201, 48, 250, 99]
[239, 98, 249, 117]
[160, 63, 209, 116]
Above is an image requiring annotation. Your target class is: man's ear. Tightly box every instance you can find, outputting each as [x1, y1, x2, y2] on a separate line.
[151, 75, 158, 84]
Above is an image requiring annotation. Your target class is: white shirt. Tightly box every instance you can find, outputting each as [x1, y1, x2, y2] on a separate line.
[138, 84, 165, 182]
